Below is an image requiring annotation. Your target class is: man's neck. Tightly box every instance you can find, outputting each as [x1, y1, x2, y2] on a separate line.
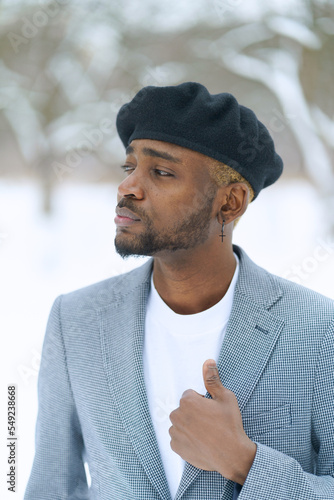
[152, 245, 237, 315]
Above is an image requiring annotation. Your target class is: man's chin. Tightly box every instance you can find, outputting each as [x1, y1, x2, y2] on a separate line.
[116, 249, 151, 259]
[114, 240, 153, 259]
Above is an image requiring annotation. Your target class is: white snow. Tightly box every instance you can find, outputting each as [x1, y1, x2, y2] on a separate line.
[267, 16, 322, 49]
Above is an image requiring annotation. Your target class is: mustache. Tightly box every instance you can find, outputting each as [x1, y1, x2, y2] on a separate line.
[117, 198, 147, 220]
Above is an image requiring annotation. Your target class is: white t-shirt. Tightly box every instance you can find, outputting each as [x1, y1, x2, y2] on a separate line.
[143, 255, 239, 499]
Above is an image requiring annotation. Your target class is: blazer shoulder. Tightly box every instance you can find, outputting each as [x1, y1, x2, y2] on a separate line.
[273, 272, 334, 309]
[58, 259, 153, 313]
[266, 272, 334, 336]
[235, 245, 334, 322]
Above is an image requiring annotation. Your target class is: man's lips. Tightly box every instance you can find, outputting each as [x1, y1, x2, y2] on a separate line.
[114, 207, 141, 226]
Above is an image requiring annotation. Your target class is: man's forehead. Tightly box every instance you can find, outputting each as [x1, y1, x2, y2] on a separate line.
[126, 139, 212, 166]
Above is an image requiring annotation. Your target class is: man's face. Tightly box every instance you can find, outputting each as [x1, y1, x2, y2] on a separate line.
[114, 139, 219, 258]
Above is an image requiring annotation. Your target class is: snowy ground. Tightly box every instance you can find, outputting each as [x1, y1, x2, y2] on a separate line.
[1, 179, 333, 499]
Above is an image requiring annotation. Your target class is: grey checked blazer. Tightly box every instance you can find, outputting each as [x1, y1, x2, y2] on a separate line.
[24, 245, 334, 500]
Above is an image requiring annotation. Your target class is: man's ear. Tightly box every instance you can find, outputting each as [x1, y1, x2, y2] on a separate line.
[217, 183, 249, 225]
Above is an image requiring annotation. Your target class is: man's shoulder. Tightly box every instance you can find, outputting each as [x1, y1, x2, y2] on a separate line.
[261, 269, 334, 338]
[272, 271, 334, 314]
[59, 259, 153, 312]
[235, 245, 334, 316]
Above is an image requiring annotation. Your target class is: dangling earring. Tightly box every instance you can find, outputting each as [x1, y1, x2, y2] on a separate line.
[220, 219, 226, 242]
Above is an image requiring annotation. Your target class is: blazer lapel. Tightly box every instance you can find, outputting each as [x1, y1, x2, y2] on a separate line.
[215, 292, 285, 412]
[99, 260, 171, 500]
[176, 246, 285, 499]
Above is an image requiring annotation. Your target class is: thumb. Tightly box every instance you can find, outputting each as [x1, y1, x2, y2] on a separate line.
[203, 359, 225, 400]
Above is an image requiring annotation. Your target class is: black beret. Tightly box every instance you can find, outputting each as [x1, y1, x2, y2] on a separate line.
[116, 82, 283, 199]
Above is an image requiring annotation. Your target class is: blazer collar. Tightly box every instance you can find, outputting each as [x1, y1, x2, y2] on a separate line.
[232, 244, 283, 309]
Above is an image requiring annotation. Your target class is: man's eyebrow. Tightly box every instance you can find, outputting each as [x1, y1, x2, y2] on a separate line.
[142, 147, 182, 164]
[125, 145, 182, 164]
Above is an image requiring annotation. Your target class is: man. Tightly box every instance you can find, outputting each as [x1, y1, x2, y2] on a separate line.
[25, 82, 334, 499]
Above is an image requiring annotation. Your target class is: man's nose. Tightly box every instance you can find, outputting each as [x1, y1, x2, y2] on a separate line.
[117, 169, 145, 200]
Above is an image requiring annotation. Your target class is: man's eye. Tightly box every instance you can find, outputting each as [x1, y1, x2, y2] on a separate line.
[121, 165, 134, 173]
[154, 169, 173, 177]
[120, 165, 173, 177]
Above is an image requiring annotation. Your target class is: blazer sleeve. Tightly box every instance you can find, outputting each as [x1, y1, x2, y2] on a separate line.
[238, 321, 334, 500]
[24, 296, 89, 500]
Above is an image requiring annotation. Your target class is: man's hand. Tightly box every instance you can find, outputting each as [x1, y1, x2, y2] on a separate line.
[169, 359, 256, 485]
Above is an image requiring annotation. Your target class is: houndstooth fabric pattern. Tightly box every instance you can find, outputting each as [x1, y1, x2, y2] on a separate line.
[24, 245, 334, 500]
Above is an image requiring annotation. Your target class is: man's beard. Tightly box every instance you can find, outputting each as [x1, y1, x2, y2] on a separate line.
[115, 187, 217, 258]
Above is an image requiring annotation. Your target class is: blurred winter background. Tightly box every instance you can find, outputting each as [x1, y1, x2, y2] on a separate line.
[0, 0, 333, 497]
